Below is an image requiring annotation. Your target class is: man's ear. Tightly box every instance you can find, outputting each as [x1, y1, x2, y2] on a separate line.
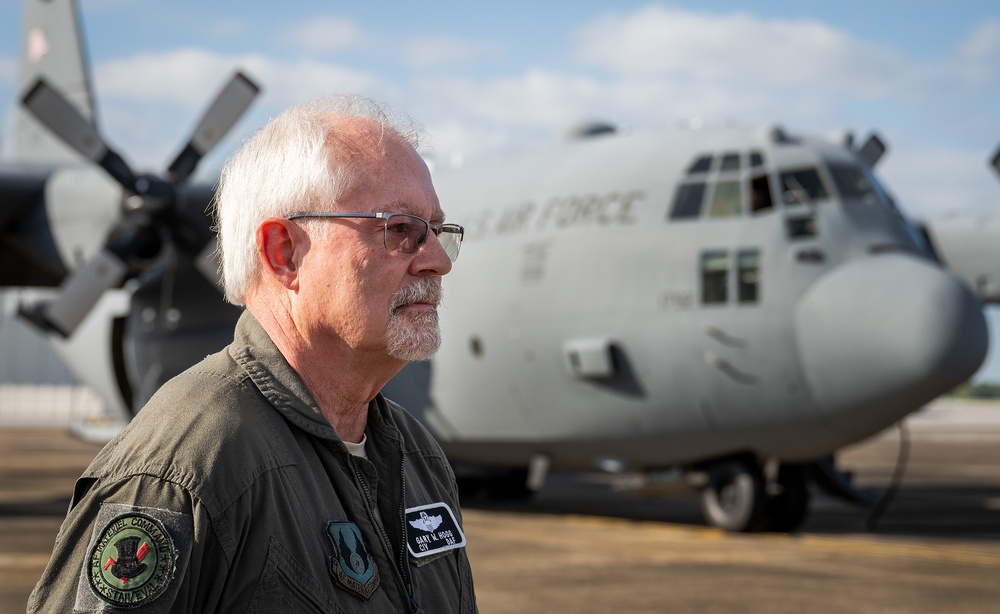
[257, 218, 307, 290]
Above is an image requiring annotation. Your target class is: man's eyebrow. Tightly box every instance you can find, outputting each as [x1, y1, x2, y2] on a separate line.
[386, 200, 446, 224]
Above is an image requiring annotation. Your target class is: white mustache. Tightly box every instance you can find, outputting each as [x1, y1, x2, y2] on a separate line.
[390, 278, 443, 312]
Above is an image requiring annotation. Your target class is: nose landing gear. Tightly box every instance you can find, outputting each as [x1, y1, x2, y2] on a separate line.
[698, 456, 810, 532]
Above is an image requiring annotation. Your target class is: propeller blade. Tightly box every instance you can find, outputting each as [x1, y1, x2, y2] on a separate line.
[21, 79, 137, 191]
[21, 248, 128, 338]
[193, 236, 224, 291]
[990, 144, 1000, 181]
[167, 71, 261, 182]
[857, 133, 887, 168]
[21, 214, 164, 337]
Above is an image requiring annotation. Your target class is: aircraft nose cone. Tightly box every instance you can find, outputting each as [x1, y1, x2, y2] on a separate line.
[795, 254, 987, 444]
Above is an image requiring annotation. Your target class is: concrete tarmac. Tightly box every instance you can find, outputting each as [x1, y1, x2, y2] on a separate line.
[2, 400, 999, 613]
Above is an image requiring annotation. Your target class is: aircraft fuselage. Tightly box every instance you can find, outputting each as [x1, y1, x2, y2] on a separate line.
[384, 126, 988, 474]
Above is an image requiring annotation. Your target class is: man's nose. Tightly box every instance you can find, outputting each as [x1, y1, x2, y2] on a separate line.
[411, 231, 454, 276]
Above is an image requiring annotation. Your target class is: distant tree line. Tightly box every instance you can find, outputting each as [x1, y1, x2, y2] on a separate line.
[947, 381, 1000, 399]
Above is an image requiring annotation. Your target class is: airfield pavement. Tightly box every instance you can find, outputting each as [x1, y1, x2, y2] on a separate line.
[1, 398, 999, 613]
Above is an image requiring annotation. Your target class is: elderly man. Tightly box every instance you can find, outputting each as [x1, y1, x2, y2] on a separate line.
[28, 96, 477, 613]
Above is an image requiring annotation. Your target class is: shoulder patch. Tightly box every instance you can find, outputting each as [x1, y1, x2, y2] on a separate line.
[404, 502, 466, 559]
[76, 504, 193, 612]
[327, 521, 380, 600]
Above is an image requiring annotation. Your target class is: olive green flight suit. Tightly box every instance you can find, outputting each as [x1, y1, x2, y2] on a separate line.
[28, 311, 478, 613]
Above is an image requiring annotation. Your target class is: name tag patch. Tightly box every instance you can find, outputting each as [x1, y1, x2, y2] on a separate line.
[404, 502, 466, 558]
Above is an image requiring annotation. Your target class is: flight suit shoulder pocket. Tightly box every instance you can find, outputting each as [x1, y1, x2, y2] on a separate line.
[248, 537, 344, 614]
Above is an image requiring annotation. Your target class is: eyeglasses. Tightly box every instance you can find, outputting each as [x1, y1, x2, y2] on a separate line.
[285, 211, 464, 262]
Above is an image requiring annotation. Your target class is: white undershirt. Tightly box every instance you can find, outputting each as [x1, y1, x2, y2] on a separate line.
[343, 434, 368, 459]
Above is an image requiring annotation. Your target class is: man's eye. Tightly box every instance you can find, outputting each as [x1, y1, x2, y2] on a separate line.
[387, 222, 410, 234]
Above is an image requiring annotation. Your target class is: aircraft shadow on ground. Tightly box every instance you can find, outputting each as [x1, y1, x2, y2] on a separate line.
[460, 474, 1000, 540]
[0, 498, 72, 518]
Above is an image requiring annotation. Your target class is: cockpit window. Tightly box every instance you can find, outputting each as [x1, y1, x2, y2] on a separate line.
[750, 174, 773, 213]
[720, 153, 740, 172]
[828, 163, 878, 205]
[687, 155, 713, 174]
[669, 183, 706, 219]
[780, 168, 828, 205]
[669, 151, 774, 221]
[707, 180, 741, 218]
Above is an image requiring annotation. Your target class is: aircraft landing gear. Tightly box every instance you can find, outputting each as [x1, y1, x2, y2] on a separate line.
[700, 457, 767, 531]
[698, 457, 810, 532]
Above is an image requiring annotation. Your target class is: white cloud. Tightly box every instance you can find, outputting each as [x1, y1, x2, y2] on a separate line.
[97, 48, 244, 106]
[572, 6, 915, 99]
[884, 145, 999, 219]
[279, 16, 366, 54]
[401, 36, 506, 70]
[279, 15, 506, 71]
[951, 19, 1000, 90]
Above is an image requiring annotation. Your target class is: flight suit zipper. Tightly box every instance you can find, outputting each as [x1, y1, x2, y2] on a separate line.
[395, 453, 420, 613]
[350, 456, 419, 613]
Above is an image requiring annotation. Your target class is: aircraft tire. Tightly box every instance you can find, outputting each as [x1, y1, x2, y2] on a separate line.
[763, 464, 811, 533]
[700, 458, 767, 532]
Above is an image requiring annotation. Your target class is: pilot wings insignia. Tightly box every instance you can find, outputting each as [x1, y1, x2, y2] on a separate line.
[404, 502, 466, 558]
[408, 511, 443, 533]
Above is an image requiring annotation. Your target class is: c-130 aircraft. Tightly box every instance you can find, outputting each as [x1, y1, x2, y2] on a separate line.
[2, 0, 998, 532]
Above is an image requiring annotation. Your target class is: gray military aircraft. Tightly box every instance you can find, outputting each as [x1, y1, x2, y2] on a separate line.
[3, 0, 998, 532]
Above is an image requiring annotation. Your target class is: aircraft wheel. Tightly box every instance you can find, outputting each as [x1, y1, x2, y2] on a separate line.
[700, 458, 767, 532]
[764, 465, 811, 533]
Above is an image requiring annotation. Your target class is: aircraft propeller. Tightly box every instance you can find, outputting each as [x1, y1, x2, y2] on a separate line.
[18, 72, 260, 338]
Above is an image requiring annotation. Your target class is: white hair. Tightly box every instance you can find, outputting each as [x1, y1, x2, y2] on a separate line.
[214, 95, 423, 305]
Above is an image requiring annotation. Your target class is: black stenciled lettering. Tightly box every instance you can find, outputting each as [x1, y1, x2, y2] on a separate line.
[618, 191, 643, 224]
[535, 197, 560, 231]
[495, 202, 536, 235]
[595, 194, 616, 225]
[470, 210, 493, 240]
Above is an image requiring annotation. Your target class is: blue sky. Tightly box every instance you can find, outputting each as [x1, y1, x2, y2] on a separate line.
[1, 0, 999, 381]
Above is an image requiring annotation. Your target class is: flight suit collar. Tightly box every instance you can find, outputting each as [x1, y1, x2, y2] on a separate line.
[229, 310, 340, 439]
[229, 310, 404, 450]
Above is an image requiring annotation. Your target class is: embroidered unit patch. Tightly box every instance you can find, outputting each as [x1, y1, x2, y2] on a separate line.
[404, 502, 466, 558]
[87, 512, 177, 608]
[327, 521, 380, 600]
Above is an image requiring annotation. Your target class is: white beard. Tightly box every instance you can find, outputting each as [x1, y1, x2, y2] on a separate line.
[386, 278, 443, 361]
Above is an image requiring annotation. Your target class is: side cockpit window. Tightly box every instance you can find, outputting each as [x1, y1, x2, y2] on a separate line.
[750, 174, 773, 213]
[780, 168, 828, 206]
[828, 163, 878, 206]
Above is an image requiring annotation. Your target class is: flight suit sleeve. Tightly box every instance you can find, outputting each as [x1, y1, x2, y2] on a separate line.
[26, 472, 225, 614]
